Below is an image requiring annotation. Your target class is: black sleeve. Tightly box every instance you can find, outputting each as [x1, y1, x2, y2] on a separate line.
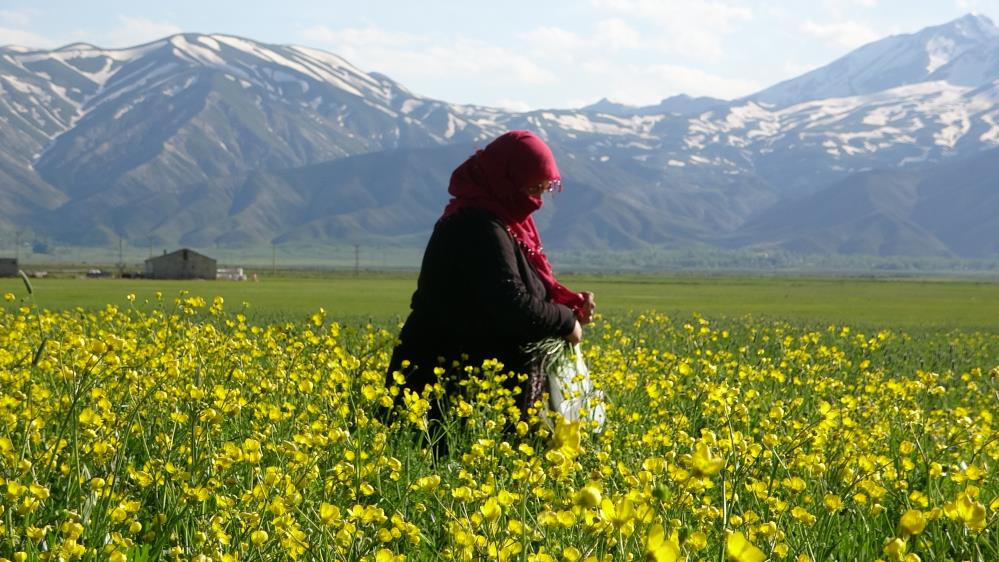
[460, 214, 576, 342]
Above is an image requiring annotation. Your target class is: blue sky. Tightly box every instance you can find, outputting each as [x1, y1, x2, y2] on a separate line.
[2, 1, 998, 110]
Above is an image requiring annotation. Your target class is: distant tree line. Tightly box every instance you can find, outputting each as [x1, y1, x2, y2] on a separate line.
[553, 247, 999, 275]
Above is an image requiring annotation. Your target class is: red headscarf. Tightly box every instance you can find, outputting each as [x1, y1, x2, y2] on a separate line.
[441, 130, 586, 316]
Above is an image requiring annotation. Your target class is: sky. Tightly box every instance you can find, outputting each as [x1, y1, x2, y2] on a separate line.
[2, 1, 999, 110]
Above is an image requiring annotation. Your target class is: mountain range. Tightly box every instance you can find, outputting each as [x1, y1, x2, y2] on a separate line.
[1, 13, 998, 258]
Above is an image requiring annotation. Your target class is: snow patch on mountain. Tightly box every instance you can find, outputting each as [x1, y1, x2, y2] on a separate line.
[113, 95, 144, 119]
[197, 36, 221, 51]
[980, 113, 999, 143]
[400, 99, 423, 114]
[541, 112, 657, 137]
[2, 74, 42, 95]
[171, 35, 226, 66]
[934, 108, 971, 148]
[80, 57, 117, 86]
[214, 36, 342, 89]
[926, 36, 957, 73]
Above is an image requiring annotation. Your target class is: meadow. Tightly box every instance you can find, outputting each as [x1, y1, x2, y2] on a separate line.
[0, 273, 996, 561]
[3, 273, 999, 329]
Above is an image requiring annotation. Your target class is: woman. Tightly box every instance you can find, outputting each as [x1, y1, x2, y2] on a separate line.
[386, 130, 595, 420]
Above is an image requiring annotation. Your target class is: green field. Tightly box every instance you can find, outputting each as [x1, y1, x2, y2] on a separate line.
[3, 273, 997, 561]
[3, 272, 999, 330]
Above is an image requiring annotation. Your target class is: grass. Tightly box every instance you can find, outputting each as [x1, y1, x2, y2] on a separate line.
[3, 272, 999, 331]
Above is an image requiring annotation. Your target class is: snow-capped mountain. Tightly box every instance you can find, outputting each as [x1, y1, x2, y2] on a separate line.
[751, 13, 999, 107]
[1, 14, 998, 256]
[1, 34, 507, 195]
[580, 94, 726, 116]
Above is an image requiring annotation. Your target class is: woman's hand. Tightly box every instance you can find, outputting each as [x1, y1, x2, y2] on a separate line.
[566, 320, 583, 345]
[577, 291, 596, 325]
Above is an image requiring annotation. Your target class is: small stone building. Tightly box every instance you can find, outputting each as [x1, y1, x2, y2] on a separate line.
[144, 248, 217, 280]
[0, 258, 16, 277]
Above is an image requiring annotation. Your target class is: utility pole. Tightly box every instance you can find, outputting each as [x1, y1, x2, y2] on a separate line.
[354, 244, 360, 276]
[15, 231, 21, 262]
[271, 242, 276, 275]
[118, 236, 124, 276]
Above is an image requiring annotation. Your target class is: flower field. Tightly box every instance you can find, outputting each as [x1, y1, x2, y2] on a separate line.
[1, 289, 996, 561]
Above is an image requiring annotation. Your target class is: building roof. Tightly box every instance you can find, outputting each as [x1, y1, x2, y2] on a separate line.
[144, 248, 215, 264]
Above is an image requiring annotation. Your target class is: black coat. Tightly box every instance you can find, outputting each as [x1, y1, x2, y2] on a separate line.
[386, 207, 576, 408]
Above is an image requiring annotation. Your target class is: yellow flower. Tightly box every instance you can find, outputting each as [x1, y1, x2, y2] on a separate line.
[899, 509, 926, 536]
[5, 481, 25, 500]
[28, 484, 49, 499]
[960, 465, 985, 481]
[320, 502, 341, 527]
[250, 530, 268, 545]
[375, 548, 404, 562]
[481, 497, 502, 523]
[883, 537, 906, 559]
[600, 497, 636, 529]
[26, 526, 47, 541]
[644, 524, 681, 562]
[685, 530, 708, 551]
[553, 418, 582, 458]
[726, 531, 766, 562]
[823, 494, 843, 512]
[791, 506, 816, 525]
[556, 510, 576, 528]
[575, 486, 602, 508]
[944, 493, 986, 532]
[691, 442, 724, 478]
[410, 475, 441, 492]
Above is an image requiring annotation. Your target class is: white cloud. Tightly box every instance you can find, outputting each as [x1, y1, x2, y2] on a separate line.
[593, 0, 752, 27]
[593, 18, 642, 51]
[801, 20, 880, 48]
[818, 0, 880, 17]
[421, 40, 557, 85]
[101, 15, 183, 48]
[300, 25, 417, 48]
[0, 9, 32, 27]
[0, 26, 54, 49]
[591, 0, 753, 60]
[517, 26, 586, 63]
[298, 16, 765, 110]
[492, 99, 533, 113]
[955, 0, 999, 17]
[578, 59, 761, 105]
[822, 0, 879, 7]
[0, 8, 54, 48]
[517, 22, 645, 64]
[299, 25, 557, 96]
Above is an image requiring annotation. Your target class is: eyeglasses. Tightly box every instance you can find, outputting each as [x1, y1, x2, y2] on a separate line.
[530, 179, 563, 195]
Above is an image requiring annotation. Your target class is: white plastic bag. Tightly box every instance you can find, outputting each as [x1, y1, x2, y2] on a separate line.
[544, 343, 606, 432]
